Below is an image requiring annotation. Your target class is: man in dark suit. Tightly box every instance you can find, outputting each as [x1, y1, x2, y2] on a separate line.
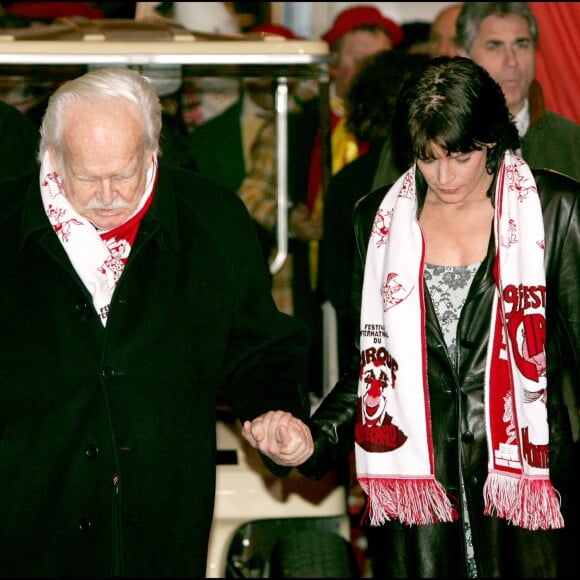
[0, 66, 312, 577]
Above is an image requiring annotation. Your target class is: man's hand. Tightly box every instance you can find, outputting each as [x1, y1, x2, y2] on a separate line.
[242, 410, 314, 467]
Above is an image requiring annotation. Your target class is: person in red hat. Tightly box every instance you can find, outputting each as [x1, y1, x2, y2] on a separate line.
[296, 4, 404, 286]
[286, 5, 404, 407]
[322, 5, 404, 100]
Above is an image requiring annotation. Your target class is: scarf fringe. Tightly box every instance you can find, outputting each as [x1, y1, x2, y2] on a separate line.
[359, 477, 458, 526]
[483, 473, 564, 530]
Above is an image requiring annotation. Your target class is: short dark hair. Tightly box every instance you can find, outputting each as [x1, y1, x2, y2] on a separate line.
[392, 56, 520, 173]
[456, 2, 539, 54]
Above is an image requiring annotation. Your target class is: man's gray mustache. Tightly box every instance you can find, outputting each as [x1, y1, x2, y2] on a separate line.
[87, 199, 131, 210]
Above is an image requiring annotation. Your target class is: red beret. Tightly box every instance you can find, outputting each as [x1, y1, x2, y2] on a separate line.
[322, 5, 404, 48]
[251, 24, 301, 40]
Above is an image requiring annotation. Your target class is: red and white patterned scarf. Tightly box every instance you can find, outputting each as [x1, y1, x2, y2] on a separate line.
[356, 151, 564, 530]
[40, 151, 158, 326]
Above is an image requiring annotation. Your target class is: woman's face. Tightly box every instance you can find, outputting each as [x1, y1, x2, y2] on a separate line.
[416, 142, 493, 205]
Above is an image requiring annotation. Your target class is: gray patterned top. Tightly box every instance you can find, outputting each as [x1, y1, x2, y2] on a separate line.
[424, 261, 481, 577]
[424, 262, 481, 365]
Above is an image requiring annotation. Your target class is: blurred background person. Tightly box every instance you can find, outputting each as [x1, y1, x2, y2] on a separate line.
[427, 2, 463, 57]
[185, 23, 318, 280]
[456, 2, 580, 182]
[321, 48, 428, 380]
[372, 2, 580, 191]
[298, 4, 404, 397]
[394, 3, 462, 57]
[233, 24, 320, 307]
[305, 4, 404, 259]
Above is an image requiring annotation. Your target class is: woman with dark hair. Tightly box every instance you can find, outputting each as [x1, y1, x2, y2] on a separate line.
[244, 56, 579, 578]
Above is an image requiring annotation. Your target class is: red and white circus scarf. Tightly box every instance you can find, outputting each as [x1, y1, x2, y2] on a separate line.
[40, 151, 158, 326]
[356, 151, 564, 530]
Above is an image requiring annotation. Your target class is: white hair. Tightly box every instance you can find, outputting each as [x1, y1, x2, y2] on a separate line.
[38, 67, 162, 163]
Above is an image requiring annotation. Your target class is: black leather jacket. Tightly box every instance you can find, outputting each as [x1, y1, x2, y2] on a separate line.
[300, 168, 580, 577]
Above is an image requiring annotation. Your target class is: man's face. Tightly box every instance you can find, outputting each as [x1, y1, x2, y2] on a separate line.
[332, 30, 393, 99]
[461, 14, 535, 116]
[429, 4, 462, 57]
[54, 99, 153, 231]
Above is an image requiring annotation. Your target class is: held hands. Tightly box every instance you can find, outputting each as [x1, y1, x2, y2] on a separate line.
[242, 410, 314, 467]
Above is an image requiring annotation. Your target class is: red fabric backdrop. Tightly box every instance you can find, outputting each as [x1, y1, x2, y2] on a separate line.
[530, 2, 580, 124]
